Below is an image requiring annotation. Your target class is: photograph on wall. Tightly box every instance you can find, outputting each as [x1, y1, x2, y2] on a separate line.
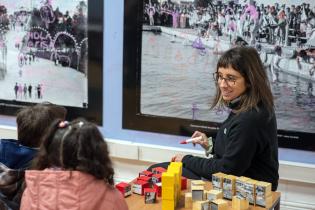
[0, 0, 88, 108]
[142, 0, 315, 133]
[123, 0, 315, 150]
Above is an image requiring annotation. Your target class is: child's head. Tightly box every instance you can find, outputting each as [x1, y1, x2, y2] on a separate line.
[34, 119, 114, 185]
[16, 102, 67, 148]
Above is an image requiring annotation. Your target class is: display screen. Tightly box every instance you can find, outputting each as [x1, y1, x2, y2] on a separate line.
[123, 0, 315, 150]
[0, 0, 103, 124]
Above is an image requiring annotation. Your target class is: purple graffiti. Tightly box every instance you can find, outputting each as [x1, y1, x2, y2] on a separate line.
[26, 29, 51, 49]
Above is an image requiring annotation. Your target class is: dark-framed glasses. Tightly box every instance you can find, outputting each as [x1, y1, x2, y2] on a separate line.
[212, 72, 238, 86]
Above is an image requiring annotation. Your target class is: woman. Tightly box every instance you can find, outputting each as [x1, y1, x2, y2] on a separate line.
[149, 46, 279, 191]
[20, 119, 128, 210]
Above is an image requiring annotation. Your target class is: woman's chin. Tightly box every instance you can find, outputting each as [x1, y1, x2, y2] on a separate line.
[222, 95, 233, 101]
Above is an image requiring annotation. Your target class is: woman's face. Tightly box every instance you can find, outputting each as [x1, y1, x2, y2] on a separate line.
[217, 66, 247, 102]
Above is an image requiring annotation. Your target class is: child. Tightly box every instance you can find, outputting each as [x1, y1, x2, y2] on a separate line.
[20, 119, 128, 210]
[0, 103, 67, 210]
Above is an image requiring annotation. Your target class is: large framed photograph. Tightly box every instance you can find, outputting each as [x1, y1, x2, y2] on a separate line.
[123, 0, 315, 151]
[0, 0, 103, 124]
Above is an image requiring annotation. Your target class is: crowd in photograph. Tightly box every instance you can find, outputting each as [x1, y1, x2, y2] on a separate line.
[144, 0, 315, 47]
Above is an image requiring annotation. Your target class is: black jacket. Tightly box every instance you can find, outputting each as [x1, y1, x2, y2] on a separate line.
[182, 105, 279, 191]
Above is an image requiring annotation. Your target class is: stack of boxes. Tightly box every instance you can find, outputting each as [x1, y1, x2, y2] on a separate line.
[191, 180, 205, 202]
[184, 172, 273, 210]
[121, 167, 274, 209]
[132, 170, 152, 196]
[132, 179, 150, 195]
[161, 162, 183, 210]
[185, 178, 228, 210]
[234, 176, 273, 208]
[151, 167, 166, 197]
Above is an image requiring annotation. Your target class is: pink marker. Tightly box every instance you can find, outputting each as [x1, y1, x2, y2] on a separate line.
[180, 136, 202, 144]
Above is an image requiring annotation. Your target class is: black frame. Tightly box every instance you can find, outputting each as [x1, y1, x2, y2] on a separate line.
[123, 0, 315, 151]
[0, 0, 103, 125]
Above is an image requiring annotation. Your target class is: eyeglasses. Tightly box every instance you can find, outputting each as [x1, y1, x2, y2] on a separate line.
[213, 72, 238, 86]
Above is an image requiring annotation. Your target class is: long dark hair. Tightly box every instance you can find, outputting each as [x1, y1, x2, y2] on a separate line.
[211, 46, 274, 114]
[33, 118, 114, 185]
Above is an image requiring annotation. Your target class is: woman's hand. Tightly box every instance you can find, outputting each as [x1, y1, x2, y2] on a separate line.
[171, 154, 185, 162]
[191, 131, 209, 150]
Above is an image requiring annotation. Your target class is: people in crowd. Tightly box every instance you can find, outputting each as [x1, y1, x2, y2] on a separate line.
[0, 103, 67, 210]
[148, 46, 279, 191]
[20, 119, 129, 210]
[143, 1, 314, 46]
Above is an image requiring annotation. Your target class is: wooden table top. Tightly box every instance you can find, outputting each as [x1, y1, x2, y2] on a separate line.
[125, 180, 281, 210]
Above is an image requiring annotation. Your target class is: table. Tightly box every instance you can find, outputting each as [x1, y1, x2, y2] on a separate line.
[125, 181, 281, 210]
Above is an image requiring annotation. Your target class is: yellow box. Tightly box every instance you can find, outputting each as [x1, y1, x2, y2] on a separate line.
[162, 172, 175, 186]
[162, 199, 175, 210]
[232, 196, 249, 210]
[193, 200, 210, 210]
[162, 186, 175, 200]
[184, 192, 192, 209]
[206, 189, 223, 201]
[210, 199, 228, 210]
[167, 168, 179, 183]
[168, 165, 182, 192]
[169, 162, 183, 173]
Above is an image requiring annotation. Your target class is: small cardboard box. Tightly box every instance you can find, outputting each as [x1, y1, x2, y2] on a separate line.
[210, 199, 228, 210]
[206, 189, 223, 201]
[115, 182, 132, 197]
[144, 188, 157, 204]
[191, 185, 205, 201]
[232, 195, 249, 210]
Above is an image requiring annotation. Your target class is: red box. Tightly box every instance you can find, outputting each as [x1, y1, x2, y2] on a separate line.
[132, 180, 150, 195]
[152, 167, 166, 174]
[144, 188, 157, 204]
[115, 182, 132, 197]
[152, 173, 162, 184]
[138, 176, 152, 183]
[181, 176, 187, 190]
[139, 170, 153, 177]
[153, 183, 162, 197]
